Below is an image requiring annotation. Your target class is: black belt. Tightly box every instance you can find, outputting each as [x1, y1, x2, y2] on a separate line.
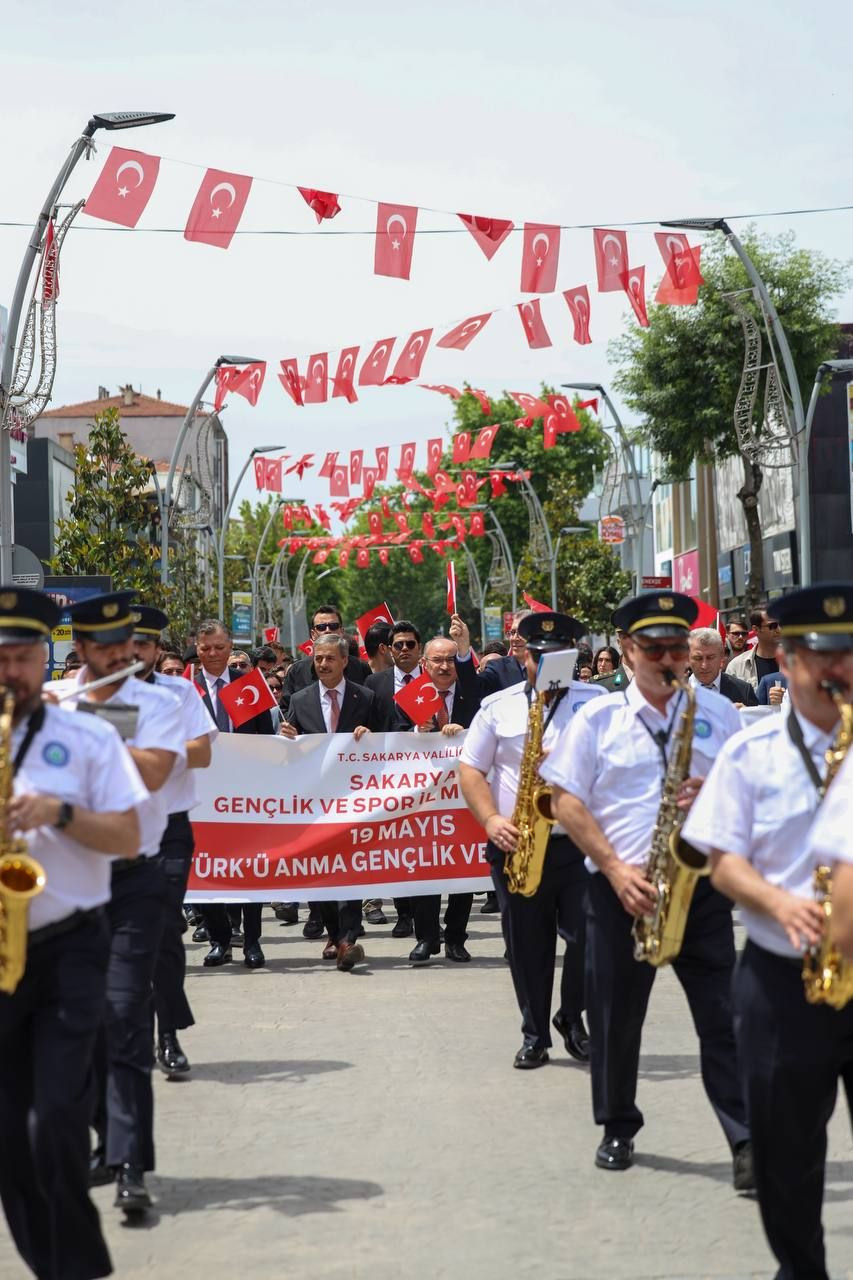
[28, 908, 103, 949]
[112, 853, 161, 876]
[743, 939, 802, 969]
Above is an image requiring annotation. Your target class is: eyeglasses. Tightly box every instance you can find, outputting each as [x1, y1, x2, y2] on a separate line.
[392, 639, 418, 651]
[426, 657, 455, 667]
[313, 621, 340, 633]
[634, 641, 690, 661]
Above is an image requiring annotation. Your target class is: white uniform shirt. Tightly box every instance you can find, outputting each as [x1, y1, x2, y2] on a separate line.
[540, 677, 741, 872]
[806, 747, 853, 869]
[320, 679, 347, 733]
[683, 704, 842, 958]
[13, 703, 149, 930]
[461, 680, 605, 832]
[50, 670, 186, 855]
[150, 671, 218, 814]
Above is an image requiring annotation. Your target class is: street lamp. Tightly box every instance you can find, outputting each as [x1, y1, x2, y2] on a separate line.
[468, 502, 517, 611]
[554, 525, 589, 564]
[492, 459, 558, 608]
[161, 354, 264, 586]
[216, 446, 281, 618]
[800, 360, 853, 586]
[0, 110, 175, 581]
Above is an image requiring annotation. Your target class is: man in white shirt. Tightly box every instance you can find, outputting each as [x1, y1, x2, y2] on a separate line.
[0, 586, 146, 1280]
[543, 591, 751, 1185]
[684, 583, 853, 1280]
[808, 749, 853, 959]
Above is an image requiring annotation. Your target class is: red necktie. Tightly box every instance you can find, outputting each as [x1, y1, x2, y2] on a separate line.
[435, 691, 449, 728]
[327, 687, 340, 731]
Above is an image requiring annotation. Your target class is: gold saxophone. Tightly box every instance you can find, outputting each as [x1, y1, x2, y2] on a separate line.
[802, 683, 853, 1010]
[632, 674, 710, 967]
[0, 688, 46, 995]
[506, 691, 555, 896]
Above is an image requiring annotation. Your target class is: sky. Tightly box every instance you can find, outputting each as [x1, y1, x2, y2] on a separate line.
[3, 0, 852, 519]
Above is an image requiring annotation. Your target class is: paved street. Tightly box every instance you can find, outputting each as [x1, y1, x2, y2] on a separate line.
[2, 905, 851, 1280]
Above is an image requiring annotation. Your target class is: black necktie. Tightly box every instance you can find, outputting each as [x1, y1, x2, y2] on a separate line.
[214, 677, 230, 732]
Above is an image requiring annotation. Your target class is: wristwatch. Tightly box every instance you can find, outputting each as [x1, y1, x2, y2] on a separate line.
[54, 801, 74, 830]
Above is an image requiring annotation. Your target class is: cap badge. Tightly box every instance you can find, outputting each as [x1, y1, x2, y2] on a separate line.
[823, 596, 845, 619]
[103, 602, 119, 619]
[542, 619, 555, 632]
[0, 592, 17, 609]
[658, 597, 675, 611]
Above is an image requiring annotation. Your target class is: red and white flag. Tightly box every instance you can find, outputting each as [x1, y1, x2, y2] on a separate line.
[508, 391, 551, 419]
[374, 202, 418, 279]
[563, 286, 592, 345]
[359, 338, 395, 386]
[313, 549, 330, 566]
[420, 384, 461, 400]
[361, 467, 378, 499]
[426, 438, 444, 476]
[332, 347, 359, 402]
[318, 451, 338, 478]
[421, 512, 435, 539]
[398, 442, 417, 478]
[218, 668, 277, 729]
[298, 639, 315, 657]
[523, 592, 550, 613]
[356, 549, 370, 568]
[394, 670, 443, 726]
[457, 213, 514, 260]
[264, 458, 283, 491]
[452, 433, 471, 465]
[469, 512, 486, 537]
[387, 329, 432, 383]
[408, 544, 424, 564]
[368, 512, 383, 537]
[517, 299, 552, 349]
[304, 353, 328, 404]
[330, 466, 350, 497]
[375, 446, 389, 481]
[215, 365, 243, 412]
[355, 602, 394, 642]
[297, 187, 341, 222]
[84, 147, 160, 228]
[253, 457, 266, 489]
[436, 313, 492, 351]
[378, 549, 389, 566]
[446, 560, 458, 614]
[546, 393, 581, 433]
[469, 388, 491, 416]
[233, 363, 266, 406]
[469, 424, 500, 460]
[184, 168, 252, 249]
[623, 266, 649, 327]
[520, 223, 560, 293]
[654, 232, 703, 292]
[278, 359, 304, 406]
[349, 450, 364, 484]
[593, 228, 629, 292]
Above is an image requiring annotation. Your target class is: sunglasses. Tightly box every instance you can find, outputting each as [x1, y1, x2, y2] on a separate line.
[231, 662, 250, 670]
[392, 639, 418, 651]
[728, 630, 747, 638]
[634, 641, 690, 661]
[762, 621, 780, 631]
[313, 621, 340, 633]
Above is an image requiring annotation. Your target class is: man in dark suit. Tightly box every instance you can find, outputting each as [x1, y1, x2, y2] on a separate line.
[407, 617, 483, 964]
[194, 619, 276, 969]
[689, 627, 758, 706]
[281, 633, 386, 971]
[281, 604, 371, 712]
[475, 609, 532, 695]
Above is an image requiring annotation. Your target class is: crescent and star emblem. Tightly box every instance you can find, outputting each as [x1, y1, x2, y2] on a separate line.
[115, 159, 144, 197]
[601, 233, 623, 268]
[386, 214, 408, 250]
[209, 181, 237, 221]
[531, 232, 550, 266]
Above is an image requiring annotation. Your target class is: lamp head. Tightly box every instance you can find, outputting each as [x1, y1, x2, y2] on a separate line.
[86, 111, 175, 136]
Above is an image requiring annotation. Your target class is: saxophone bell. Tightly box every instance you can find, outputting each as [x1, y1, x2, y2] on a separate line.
[0, 688, 47, 995]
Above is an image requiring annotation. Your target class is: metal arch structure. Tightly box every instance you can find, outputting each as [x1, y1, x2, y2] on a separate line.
[170, 412, 218, 531]
[725, 289, 797, 470]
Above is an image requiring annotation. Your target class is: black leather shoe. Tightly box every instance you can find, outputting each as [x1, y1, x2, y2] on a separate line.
[185, 907, 203, 926]
[273, 903, 298, 924]
[392, 915, 414, 938]
[513, 1044, 549, 1069]
[409, 940, 440, 964]
[244, 943, 265, 969]
[114, 1164, 151, 1214]
[595, 1136, 634, 1171]
[230, 929, 244, 946]
[365, 907, 387, 925]
[553, 1011, 590, 1062]
[733, 1140, 755, 1192]
[191, 924, 209, 943]
[203, 942, 232, 967]
[303, 917, 325, 940]
[445, 941, 471, 963]
[157, 1031, 190, 1078]
[89, 1146, 114, 1187]
[480, 892, 500, 914]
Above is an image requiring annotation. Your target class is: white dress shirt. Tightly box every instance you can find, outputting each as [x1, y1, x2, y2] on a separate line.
[320, 679, 347, 732]
[683, 704, 841, 958]
[689, 671, 721, 694]
[807, 747, 853, 870]
[540, 678, 741, 872]
[151, 671, 218, 814]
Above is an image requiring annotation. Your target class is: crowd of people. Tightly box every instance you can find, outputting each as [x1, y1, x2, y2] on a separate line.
[1, 578, 853, 1280]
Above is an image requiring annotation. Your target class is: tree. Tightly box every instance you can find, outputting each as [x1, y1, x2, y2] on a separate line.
[609, 230, 848, 606]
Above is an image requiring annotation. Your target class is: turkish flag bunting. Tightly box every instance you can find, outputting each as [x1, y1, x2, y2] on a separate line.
[469, 512, 486, 537]
[455, 483, 470, 508]
[655, 240, 703, 306]
[286, 454, 314, 479]
[348, 450, 363, 485]
[431, 541, 446, 556]
[433, 470, 454, 493]
[517, 299, 552, 349]
[469, 424, 500, 459]
[469, 388, 491, 416]
[318, 451, 338, 478]
[520, 223, 560, 293]
[214, 365, 243, 412]
[297, 187, 341, 222]
[312, 549, 330, 565]
[368, 512, 383, 537]
[387, 329, 432, 383]
[356, 549, 370, 568]
[278, 359, 304, 406]
[374, 202, 418, 279]
[356, 602, 394, 642]
[232, 363, 266, 406]
[515, 416, 534, 429]
[361, 467, 378, 499]
[452, 433, 471, 464]
[490, 472, 508, 498]
[421, 512, 435, 539]
[563, 286, 593, 345]
[298, 640, 315, 657]
[339, 549, 351, 567]
[394, 512, 410, 533]
[380, 495, 392, 519]
[593, 228, 629, 292]
[436, 313, 492, 350]
[623, 266, 649, 327]
[303, 354, 328, 404]
[451, 514, 467, 542]
[523, 592, 551, 614]
[543, 418, 559, 450]
[420, 384, 461, 399]
[218, 668, 277, 729]
[577, 397, 599, 414]
[264, 459, 283, 491]
[84, 147, 160, 228]
[464, 471, 481, 502]
[408, 544, 424, 565]
[654, 232, 703, 292]
[330, 466, 349, 497]
[375, 446, 389, 481]
[375, 549, 387, 566]
[313, 504, 331, 530]
[398, 442, 417, 478]
[394, 670, 443, 726]
[508, 391, 551, 419]
[457, 213, 514, 261]
[359, 338, 395, 386]
[184, 168, 252, 250]
[546, 393, 582, 432]
[281, 507, 293, 531]
[253, 457, 266, 489]
[426, 438, 443, 476]
[332, 347, 359, 402]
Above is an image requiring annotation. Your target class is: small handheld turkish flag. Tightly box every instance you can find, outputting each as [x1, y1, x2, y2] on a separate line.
[436, 313, 492, 350]
[84, 147, 160, 228]
[394, 671, 443, 727]
[520, 223, 560, 293]
[356, 602, 394, 643]
[563, 286, 592, 345]
[457, 213, 514, 261]
[517, 300, 552, 349]
[332, 347, 359, 402]
[359, 339, 395, 387]
[387, 329, 432, 383]
[298, 640, 314, 657]
[304, 354, 328, 404]
[446, 561, 457, 614]
[374, 202, 418, 279]
[184, 168, 252, 249]
[593, 228, 629, 292]
[218, 668, 277, 729]
[523, 592, 550, 614]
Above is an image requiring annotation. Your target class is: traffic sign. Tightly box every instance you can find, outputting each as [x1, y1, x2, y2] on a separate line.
[641, 575, 672, 589]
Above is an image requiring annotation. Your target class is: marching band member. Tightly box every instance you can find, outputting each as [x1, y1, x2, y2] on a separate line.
[541, 592, 752, 1184]
[0, 587, 147, 1280]
[809, 748, 853, 959]
[684, 584, 853, 1280]
[459, 612, 602, 1068]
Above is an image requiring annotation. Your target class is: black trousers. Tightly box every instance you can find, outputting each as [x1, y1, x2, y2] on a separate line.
[393, 896, 413, 919]
[93, 855, 167, 1171]
[734, 941, 853, 1280]
[153, 811, 194, 1034]
[202, 901, 262, 949]
[0, 913, 112, 1280]
[585, 872, 748, 1148]
[490, 834, 588, 1047]
[413, 892, 473, 947]
[318, 900, 363, 945]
